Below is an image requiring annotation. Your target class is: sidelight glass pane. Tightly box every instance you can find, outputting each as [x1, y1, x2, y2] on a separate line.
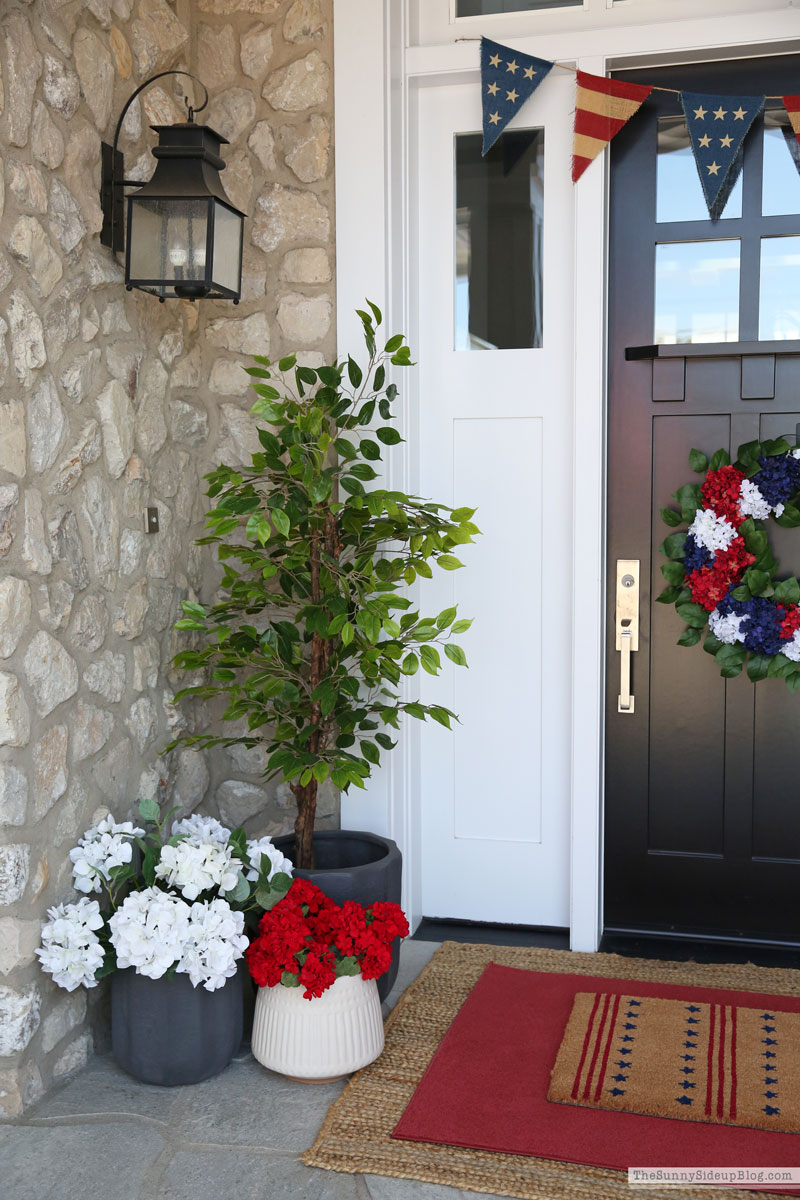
[656, 115, 741, 222]
[455, 129, 544, 351]
[762, 108, 800, 217]
[654, 240, 740, 344]
[759, 236, 800, 340]
[456, 0, 580, 13]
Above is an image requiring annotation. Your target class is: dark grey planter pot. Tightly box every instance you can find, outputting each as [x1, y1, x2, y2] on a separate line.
[273, 830, 403, 1002]
[111, 966, 243, 1086]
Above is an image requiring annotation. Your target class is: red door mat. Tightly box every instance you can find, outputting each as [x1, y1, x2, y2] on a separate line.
[392, 963, 800, 1179]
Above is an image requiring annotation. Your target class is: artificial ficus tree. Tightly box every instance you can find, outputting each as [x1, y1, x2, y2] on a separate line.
[170, 304, 479, 869]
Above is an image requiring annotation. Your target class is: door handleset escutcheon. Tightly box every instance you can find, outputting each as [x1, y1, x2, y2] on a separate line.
[615, 559, 640, 714]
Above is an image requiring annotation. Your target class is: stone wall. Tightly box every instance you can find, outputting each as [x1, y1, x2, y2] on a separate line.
[0, 0, 336, 1117]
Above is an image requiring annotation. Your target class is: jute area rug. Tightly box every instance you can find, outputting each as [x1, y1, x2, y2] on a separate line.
[303, 942, 800, 1200]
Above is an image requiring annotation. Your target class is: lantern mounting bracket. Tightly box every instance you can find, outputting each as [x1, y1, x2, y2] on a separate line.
[100, 71, 210, 254]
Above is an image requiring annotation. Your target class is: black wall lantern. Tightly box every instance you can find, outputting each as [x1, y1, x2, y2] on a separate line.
[100, 71, 244, 302]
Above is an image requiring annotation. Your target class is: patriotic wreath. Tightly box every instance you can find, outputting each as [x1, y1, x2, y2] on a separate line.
[659, 438, 800, 690]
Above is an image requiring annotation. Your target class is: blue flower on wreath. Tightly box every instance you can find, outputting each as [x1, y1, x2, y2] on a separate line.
[683, 534, 712, 573]
[718, 591, 787, 656]
[754, 454, 800, 508]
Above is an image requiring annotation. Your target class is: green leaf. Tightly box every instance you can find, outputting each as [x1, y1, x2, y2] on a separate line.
[347, 357, 363, 388]
[676, 602, 708, 629]
[278, 354, 297, 372]
[709, 448, 731, 470]
[660, 532, 687, 560]
[224, 871, 251, 905]
[419, 645, 441, 674]
[281, 971, 301, 987]
[656, 585, 681, 604]
[660, 507, 683, 528]
[335, 955, 361, 977]
[341, 621, 354, 646]
[775, 503, 800, 529]
[689, 448, 708, 473]
[444, 643, 468, 666]
[721, 662, 744, 679]
[376, 427, 402, 445]
[703, 632, 724, 656]
[138, 796, 160, 823]
[428, 706, 453, 728]
[271, 509, 290, 538]
[747, 654, 770, 682]
[768, 653, 795, 678]
[762, 437, 791, 457]
[731, 585, 751, 601]
[401, 653, 418, 675]
[451, 618, 473, 634]
[677, 626, 702, 647]
[774, 577, 800, 605]
[661, 561, 687, 585]
[437, 554, 464, 571]
[142, 848, 158, 887]
[743, 568, 770, 596]
[715, 643, 747, 668]
[384, 334, 404, 352]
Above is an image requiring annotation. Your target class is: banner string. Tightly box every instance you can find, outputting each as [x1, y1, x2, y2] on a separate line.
[454, 38, 786, 99]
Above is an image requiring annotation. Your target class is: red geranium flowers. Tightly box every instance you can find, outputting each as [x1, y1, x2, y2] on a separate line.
[246, 879, 409, 999]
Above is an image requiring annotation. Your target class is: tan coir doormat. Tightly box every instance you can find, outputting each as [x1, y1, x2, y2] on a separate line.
[303, 942, 800, 1200]
[549, 991, 800, 1134]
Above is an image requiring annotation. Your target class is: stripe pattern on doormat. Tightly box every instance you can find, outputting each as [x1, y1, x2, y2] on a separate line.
[548, 991, 800, 1134]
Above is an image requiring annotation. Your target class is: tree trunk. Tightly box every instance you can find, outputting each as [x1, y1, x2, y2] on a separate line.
[291, 777, 318, 869]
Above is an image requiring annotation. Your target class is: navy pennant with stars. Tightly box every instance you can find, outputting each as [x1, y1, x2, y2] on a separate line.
[680, 91, 765, 219]
[481, 37, 553, 156]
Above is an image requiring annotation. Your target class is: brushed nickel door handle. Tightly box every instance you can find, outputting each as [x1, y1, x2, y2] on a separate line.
[616, 559, 640, 714]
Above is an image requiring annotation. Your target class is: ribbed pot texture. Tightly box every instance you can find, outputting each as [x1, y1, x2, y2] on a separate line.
[251, 974, 385, 1080]
[111, 967, 243, 1086]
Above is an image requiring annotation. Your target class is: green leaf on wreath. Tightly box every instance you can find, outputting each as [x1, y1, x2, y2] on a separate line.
[677, 626, 702, 647]
[746, 654, 771, 682]
[676, 602, 708, 628]
[703, 632, 724, 656]
[660, 507, 683, 528]
[715, 643, 747, 668]
[786, 672, 800, 694]
[762, 437, 791, 457]
[721, 663, 744, 678]
[660, 532, 687, 559]
[731, 585, 751, 601]
[661, 561, 687, 586]
[689, 448, 708, 473]
[775, 503, 800, 528]
[656, 585, 681, 604]
[743, 568, 770, 595]
[709, 448, 731, 471]
[768, 653, 795, 679]
[774, 577, 800, 605]
[736, 440, 763, 468]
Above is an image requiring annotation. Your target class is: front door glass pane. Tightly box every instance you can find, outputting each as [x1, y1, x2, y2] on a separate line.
[654, 240, 740, 344]
[456, 0, 580, 13]
[455, 129, 544, 351]
[759, 235, 800, 340]
[656, 115, 742, 222]
[762, 108, 800, 217]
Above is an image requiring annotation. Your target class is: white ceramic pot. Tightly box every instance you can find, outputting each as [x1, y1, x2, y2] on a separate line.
[251, 973, 385, 1081]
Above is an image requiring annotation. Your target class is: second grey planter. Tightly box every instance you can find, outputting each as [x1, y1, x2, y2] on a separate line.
[111, 966, 243, 1086]
[273, 830, 403, 1002]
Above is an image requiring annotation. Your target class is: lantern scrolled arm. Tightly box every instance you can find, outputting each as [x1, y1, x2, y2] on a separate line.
[100, 71, 244, 303]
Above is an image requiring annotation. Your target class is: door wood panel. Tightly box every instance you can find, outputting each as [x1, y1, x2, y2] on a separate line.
[605, 55, 800, 945]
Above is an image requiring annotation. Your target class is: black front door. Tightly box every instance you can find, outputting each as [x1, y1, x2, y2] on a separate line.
[605, 55, 800, 946]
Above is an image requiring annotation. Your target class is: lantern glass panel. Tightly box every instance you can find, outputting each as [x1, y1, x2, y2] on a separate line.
[129, 197, 209, 285]
[211, 201, 242, 295]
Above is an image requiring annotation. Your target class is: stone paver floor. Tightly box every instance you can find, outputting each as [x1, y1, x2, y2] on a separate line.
[1, 941, 504, 1200]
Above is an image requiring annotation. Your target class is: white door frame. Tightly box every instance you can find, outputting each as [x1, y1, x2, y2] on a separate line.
[333, 0, 800, 951]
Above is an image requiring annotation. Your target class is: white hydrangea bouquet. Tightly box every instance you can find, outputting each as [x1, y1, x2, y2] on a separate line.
[37, 797, 293, 994]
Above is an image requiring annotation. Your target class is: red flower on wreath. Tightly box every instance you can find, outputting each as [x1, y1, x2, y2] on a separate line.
[701, 465, 746, 527]
[687, 536, 756, 612]
[779, 604, 800, 639]
[246, 878, 409, 999]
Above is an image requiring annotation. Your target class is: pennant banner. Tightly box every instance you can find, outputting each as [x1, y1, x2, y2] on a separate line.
[572, 71, 652, 182]
[481, 37, 553, 156]
[783, 93, 800, 149]
[680, 91, 765, 219]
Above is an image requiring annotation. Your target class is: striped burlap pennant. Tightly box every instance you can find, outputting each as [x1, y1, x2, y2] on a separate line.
[571, 72, 652, 181]
[549, 992, 800, 1134]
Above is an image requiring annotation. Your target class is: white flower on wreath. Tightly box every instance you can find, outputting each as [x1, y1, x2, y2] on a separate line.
[36, 898, 106, 992]
[172, 814, 231, 847]
[782, 629, 800, 662]
[177, 899, 249, 991]
[688, 508, 738, 555]
[69, 817, 145, 895]
[244, 837, 294, 883]
[708, 608, 747, 645]
[738, 478, 784, 521]
[108, 888, 191, 979]
[155, 838, 242, 901]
